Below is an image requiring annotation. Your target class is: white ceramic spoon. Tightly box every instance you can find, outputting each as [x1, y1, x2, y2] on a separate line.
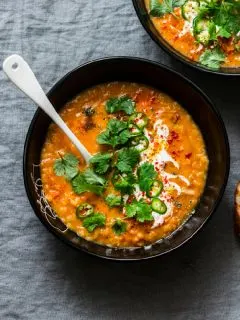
[3, 54, 91, 163]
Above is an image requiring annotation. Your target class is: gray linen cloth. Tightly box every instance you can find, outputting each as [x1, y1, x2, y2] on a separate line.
[1, 1, 240, 319]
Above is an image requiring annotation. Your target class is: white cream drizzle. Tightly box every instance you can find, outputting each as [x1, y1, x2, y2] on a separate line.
[155, 149, 179, 169]
[137, 118, 191, 229]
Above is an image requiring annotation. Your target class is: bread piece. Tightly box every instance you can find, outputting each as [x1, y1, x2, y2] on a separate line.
[235, 182, 240, 235]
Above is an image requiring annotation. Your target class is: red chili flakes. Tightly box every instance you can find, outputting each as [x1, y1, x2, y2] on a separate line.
[149, 95, 156, 104]
[163, 177, 168, 184]
[171, 113, 180, 124]
[185, 153, 192, 159]
[171, 151, 178, 157]
[168, 130, 179, 145]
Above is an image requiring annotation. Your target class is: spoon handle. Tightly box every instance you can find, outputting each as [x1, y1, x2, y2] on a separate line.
[3, 54, 91, 163]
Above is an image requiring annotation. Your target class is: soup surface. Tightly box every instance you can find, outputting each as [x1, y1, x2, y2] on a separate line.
[145, 0, 240, 69]
[41, 82, 208, 247]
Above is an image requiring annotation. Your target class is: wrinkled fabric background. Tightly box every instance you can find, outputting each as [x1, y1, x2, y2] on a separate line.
[0, 1, 240, 319]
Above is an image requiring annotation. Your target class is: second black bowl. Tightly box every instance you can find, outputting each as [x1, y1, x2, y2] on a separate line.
[132, 0, 240, 75]
[24, 57, 229, 260]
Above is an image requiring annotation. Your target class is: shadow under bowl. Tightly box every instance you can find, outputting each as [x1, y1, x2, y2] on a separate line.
[23, 57, 230, 260]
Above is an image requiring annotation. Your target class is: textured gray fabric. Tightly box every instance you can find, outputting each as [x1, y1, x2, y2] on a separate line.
[1, 1, 240, 319]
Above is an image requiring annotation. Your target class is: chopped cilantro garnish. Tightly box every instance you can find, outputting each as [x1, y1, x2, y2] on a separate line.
[90, 152, 112, 174]
[125, 199, 153, 223]
[83, 213, 106, 232]
[106, 96, 135, 115]
[199, 47, 225, 69]
[97, 119, 132, 148]
[112, 171, 137, 194]
[71, 169, 106, 195]
[137, 162, 158, 193]
[112, 219, 127, 235]
[105, 194, 122, 207]
[53, 153, 79, 180]
[116, 148, 140, 173]
[83, 168, 106, 185]
[150, 0, 185, 17]
[212, 1, 240, 35]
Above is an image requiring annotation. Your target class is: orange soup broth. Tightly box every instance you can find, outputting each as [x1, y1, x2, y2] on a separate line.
[41, 82, 208, 247]
[145, 1, 240, 68]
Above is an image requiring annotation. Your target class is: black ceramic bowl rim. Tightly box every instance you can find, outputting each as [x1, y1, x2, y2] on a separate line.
[23, 57, 230, 260]
[132, 0, 240, 76]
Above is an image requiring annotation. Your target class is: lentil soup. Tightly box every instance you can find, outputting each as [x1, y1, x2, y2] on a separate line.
[41, 82, 209, 247]
[145, 0, 240, 69]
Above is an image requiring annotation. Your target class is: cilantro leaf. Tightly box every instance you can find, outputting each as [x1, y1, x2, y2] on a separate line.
[106, 96, 135, 115]
[112, 171, 137, 194]
[105, 194, 122, 207]
[116, 148, 140, 173]
[217, 26, 231, 38]
[112, 219, 127, 235]
[137, 162, 157, 192]
[125, 199, 153, 223]
[83, 213, 106, 232]
[83, 168, 106, 185]
[53, 153, 79, 180]
[199, 47, 225, 69]
[150, 0, 185, 17]
[71, 170, 106, 195]
[53, 159, 65, 176]
[90, 152, 112, 174]
[97, 119, 132, 148]
[107, 119, 128, 134]
[63, 153, 79, 166]
[213, 1, 240, 35]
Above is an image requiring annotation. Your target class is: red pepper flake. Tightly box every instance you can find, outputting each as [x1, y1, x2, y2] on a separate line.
[163, 176, 168, 184]
[185, 153, 192, 159]
[168, 130, 179, 145]
[171, 113, 180, 124]
[149, 96, 156, 104]
[171, 150, 180, 158]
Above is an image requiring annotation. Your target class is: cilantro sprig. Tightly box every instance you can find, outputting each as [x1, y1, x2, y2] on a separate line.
[71, 169, 106, 195]
[125, 199, 153, 223]
[150, 0, 185, 17]
[112, 219, 127, 235]
[53, 153, 79, 180]
[89, 152, 112, 174]
[83, 213, 106, 232]
[97, 119, 132, 148]
[116, 148, 140, 173]
[137, 162, 158, 193]
[112, 171, 137, 194]
[106, 96, 135, 115]
[199, 47, 225, 69]
[105, 194, 122, 207]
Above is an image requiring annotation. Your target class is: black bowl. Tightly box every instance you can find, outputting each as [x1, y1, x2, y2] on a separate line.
[132, 0, 240, 75]
[24, 57, 230, 260]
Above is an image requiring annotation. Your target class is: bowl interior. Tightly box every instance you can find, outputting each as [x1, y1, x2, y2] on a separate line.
[24, 58, 229, 260]
[132, 0, 240, 75]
